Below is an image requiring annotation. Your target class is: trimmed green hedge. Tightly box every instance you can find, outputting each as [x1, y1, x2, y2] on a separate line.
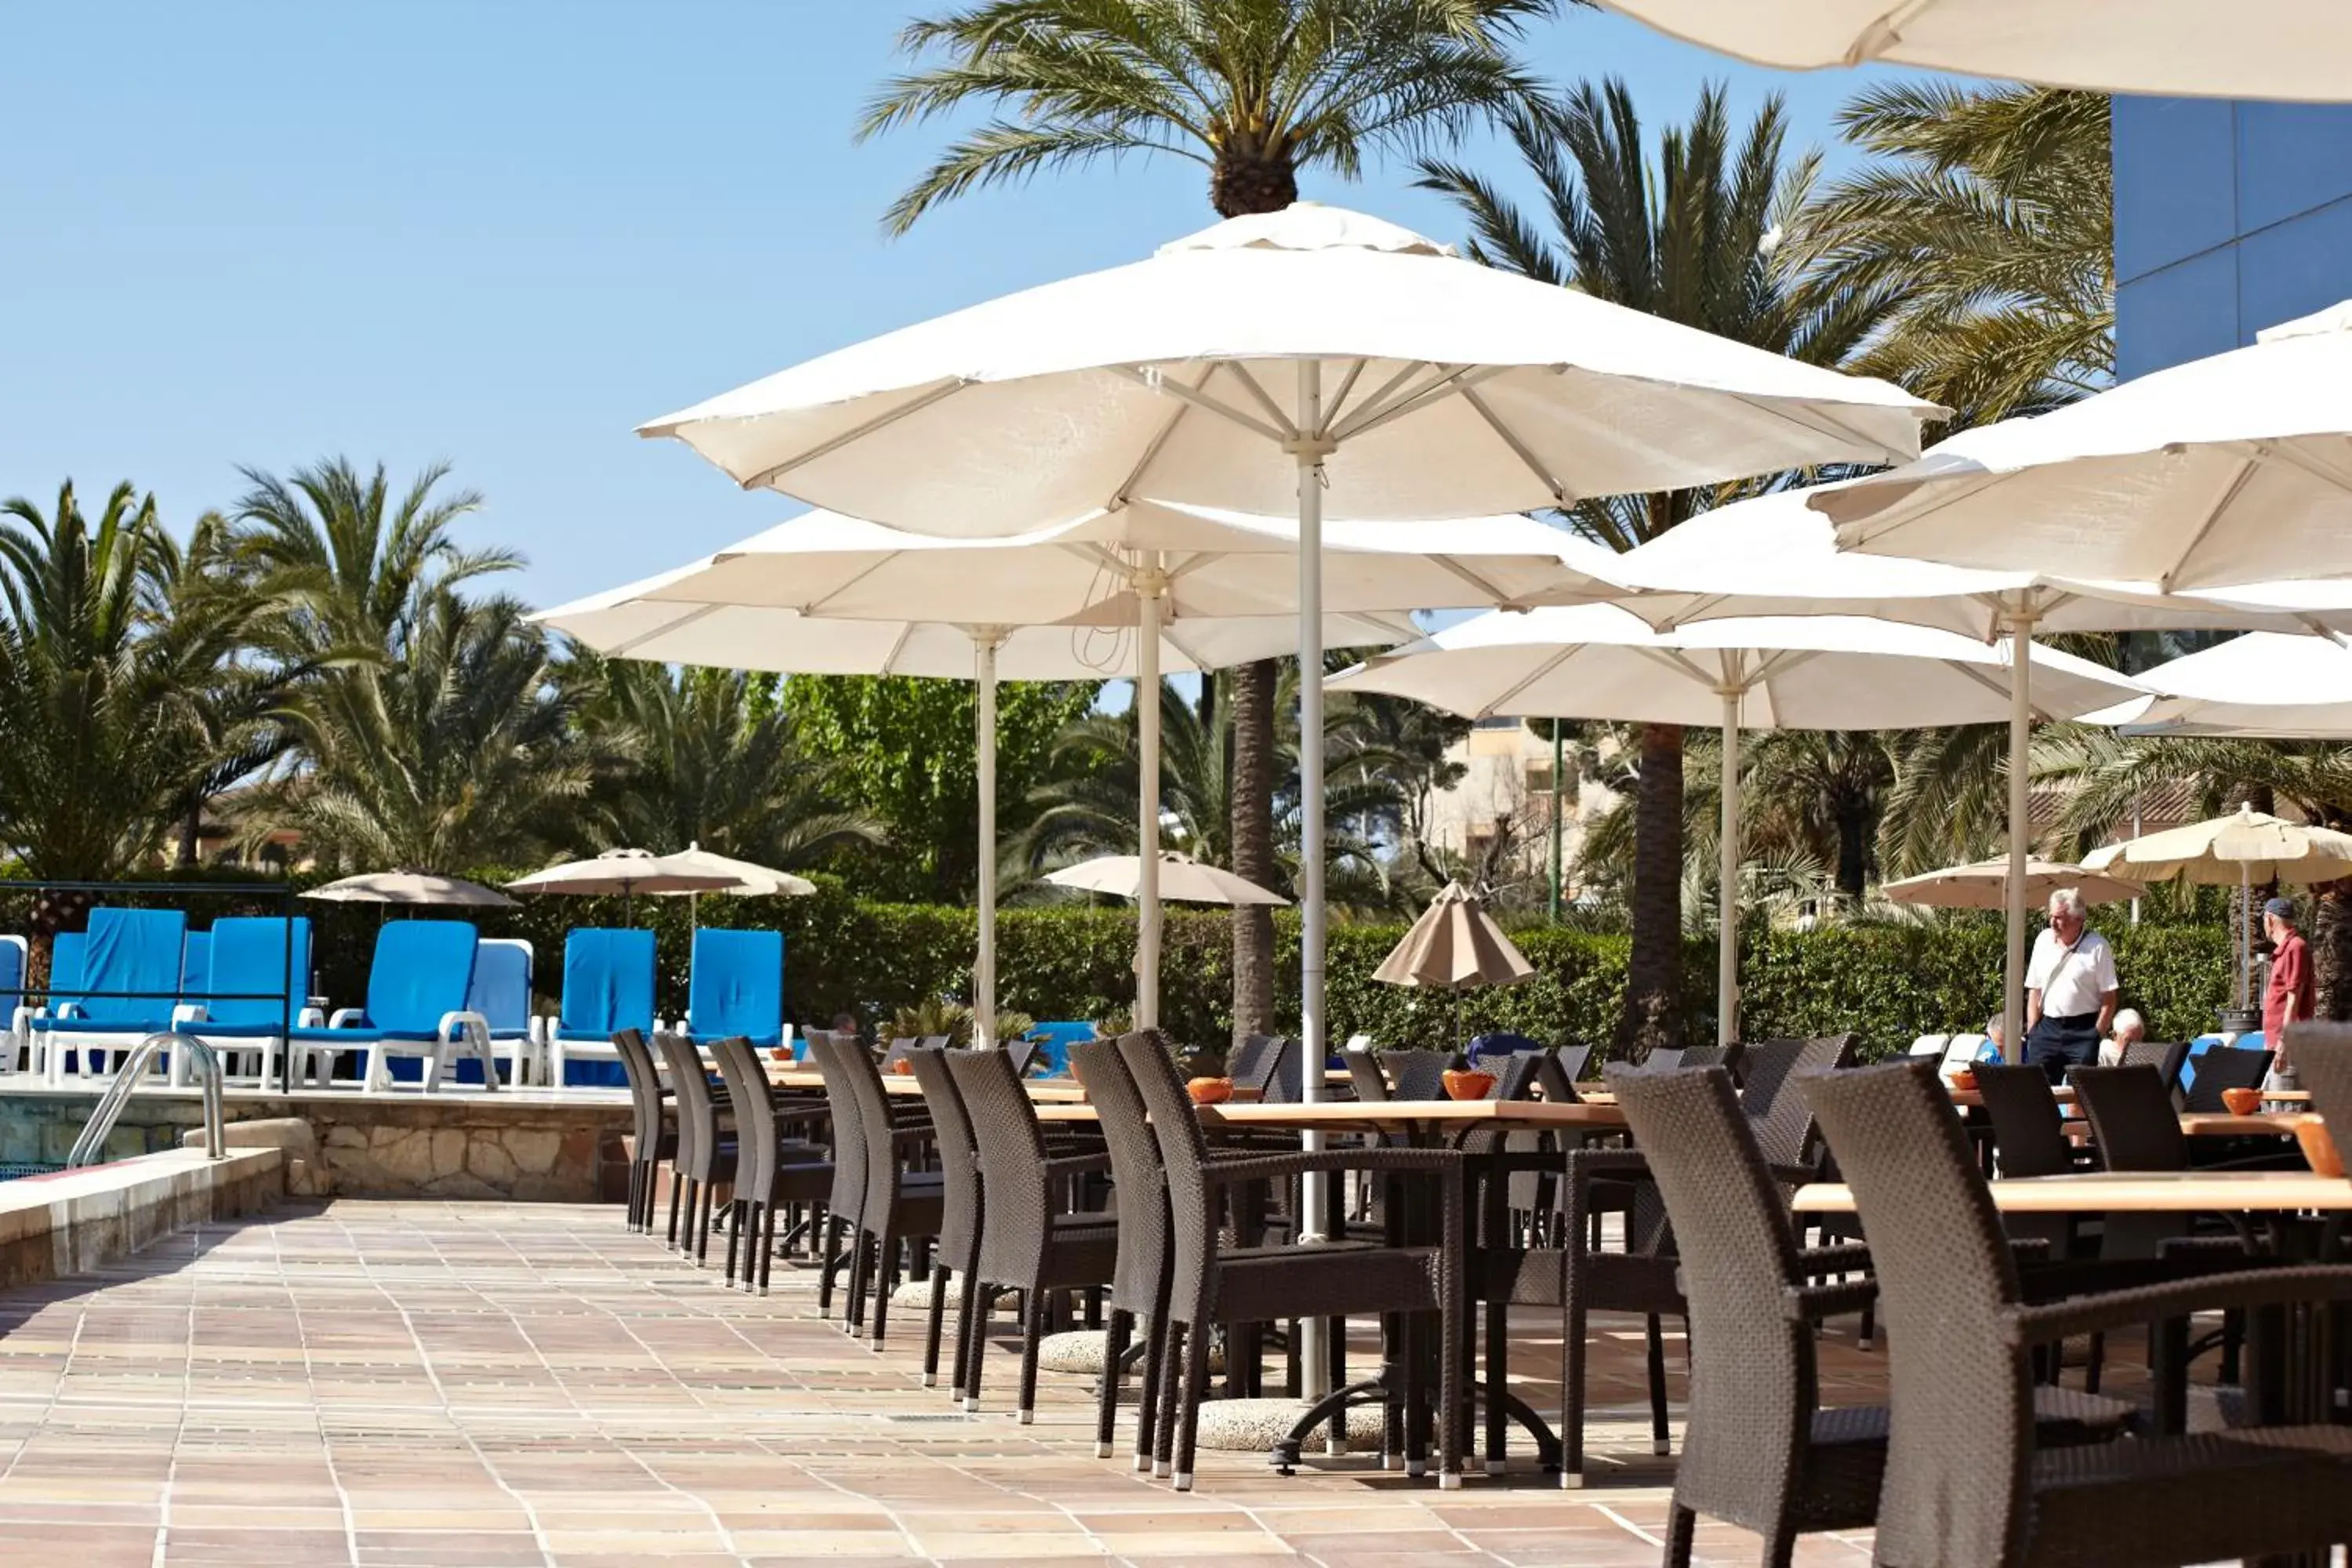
[11, 875, 2239, 1063]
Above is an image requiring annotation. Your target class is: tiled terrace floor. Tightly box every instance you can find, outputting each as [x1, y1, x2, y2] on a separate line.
[0, 1202, 1917, 1566]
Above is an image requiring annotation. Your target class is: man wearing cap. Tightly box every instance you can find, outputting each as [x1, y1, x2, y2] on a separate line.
[2262, 897, 2314, 1083]
[2024, 887, 2120, 1083]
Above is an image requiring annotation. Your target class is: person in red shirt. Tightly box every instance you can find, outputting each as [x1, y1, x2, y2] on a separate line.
[2262, 896, 2314, 1062]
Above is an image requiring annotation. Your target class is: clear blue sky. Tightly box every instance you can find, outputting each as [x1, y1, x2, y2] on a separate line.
[0, 2, 1922, 609]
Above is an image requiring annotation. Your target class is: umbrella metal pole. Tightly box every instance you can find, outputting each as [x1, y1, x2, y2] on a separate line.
[973, 630, 1005, 1048]
[1293, 363, 1334, 1404]
[1136, 560, 1165, 1031]
[2004, 610, 2034, 1065]
[1718, 686, 1741, 1051]
[1548, 719, 1564, 923]
[2241, 862, 2252, 1011]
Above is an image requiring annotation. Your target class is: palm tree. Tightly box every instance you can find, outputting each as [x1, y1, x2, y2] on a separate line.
[574, 658, 883, 869]
[1789, 83, 2111, 429]
[1741, 729, 1897, 902]
[865, 0, 1564, 1043]
[1018, 675, 1240, 873]
[249, 592, 615, 873]
[1417, 78, 1895, 1048]
[0, 482, 277, 956]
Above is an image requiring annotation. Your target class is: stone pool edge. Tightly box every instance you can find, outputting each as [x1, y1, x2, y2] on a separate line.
[0, 1145, 284, 1290]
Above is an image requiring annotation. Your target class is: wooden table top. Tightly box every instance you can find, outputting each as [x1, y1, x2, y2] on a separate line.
[1795, 1168, 2352, 1215]
[763, 1067, 1093, 1103]
[1029, 1098, 1628, 1130]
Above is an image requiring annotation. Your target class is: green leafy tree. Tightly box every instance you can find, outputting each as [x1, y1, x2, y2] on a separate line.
[1790, 83, 2111, 428]
[572, 657, 884, 869]
[783, 673, 1102, 902]
[864, 0, 1564, 1042]
[0, 482, 281, 952]
[1417, 78, 1893, 1048]
[249, 593, 614, 873]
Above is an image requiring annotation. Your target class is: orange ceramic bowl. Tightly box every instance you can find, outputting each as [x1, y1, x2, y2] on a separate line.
[2299, 1120, 2345, 1178]
[888, 1057, 916, 1076]
[2221, 1087, 2263, 1116]
[1948, 1069, 1977, 1094]
[1186, 1076, 1234, 1105]
[1442, 1069, 1496, 1102]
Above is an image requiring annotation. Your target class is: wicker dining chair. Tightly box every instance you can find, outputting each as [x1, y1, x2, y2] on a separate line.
[902, 1045, 982, 1394]
[802, 1033, 873, 1323]
[2183, 1044, 2276, 1114]
[708, 1034, 833, 1294]
[1535, 1044, 1593, 1103]
[2121, 1037, 2191, 1096]
[808, 1032, 944, 1345]
[1069, 1037, 1178, 1465]
[652, 1033, 736, 1266]
[1381, 1049, 1453, 1102]
[1344, 1050, 1392, 1103]
[944, 1048, 1119, 1421]
[611, 1028, 673, 1235]
[1804, 1058, 2352, 1568]
[1116, 1030, 1469, 1491]
[1615, 1067, 2135, 1568]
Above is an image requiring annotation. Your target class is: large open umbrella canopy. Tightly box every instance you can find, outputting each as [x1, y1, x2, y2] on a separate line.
[1330, 602, 2143, 1046]
[656, 844, 816, 898]
[1882, 857, 2144, 911]
[1817, 303, 2352, 593]
[1045, 851, 1287, 908]
[303, 871, 514, 909]
[1595, 1, 2352, 100]
[539, 500, 1609, 1040]
[508, 847, 740, 921]
[2085, 806, 2352, 1010]
[639, 199, 1936, 1406]
[2112, 632, 2352, 739]
[1605, 482, 2342, 1058]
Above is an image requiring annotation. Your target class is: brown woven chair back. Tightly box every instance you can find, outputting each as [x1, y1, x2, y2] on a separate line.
[1536, 1043, 1592, 1102]
[804, 1033, 872, 1226]
[1072, 1036, 1168, 1314]
[945, 1047, 1055, 1285]
[1002, 1035, 1041, 1077]
[1610, 1066, 1817, 1533]
[708, 1036, 774, 1201]
[612, 1028, 663, 1155]
[1383, 1048, 1452, 1101]
[1232, 1033, 1302, 1102]
[1740, 1035, 1855, 1168]
[2284, 1021, 2352, 1128]
[1116, 1029, 1228, 1316]
[2121, 1036, 2190, 1092]
[1972, 1062, 2078, 1178]
[1343, 1051, 1392, 1102]
[880, 1037, 923, 1068]
[830, 1030, 923, 1219]
[906, 1044, 981, 1262]
[1802, 1060, 2031, 1568]
[1641, 1047, 1688, 1073]
[1488, 1051, 1542, 1102]
[2071, 1064, 2189, 1171]
[2181, 1044, 2273, 1112]
[654, 1033, 723, 1182]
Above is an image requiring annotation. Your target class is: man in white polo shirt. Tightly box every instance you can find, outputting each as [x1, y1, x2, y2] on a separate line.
[2024, 886, 2120, 1083]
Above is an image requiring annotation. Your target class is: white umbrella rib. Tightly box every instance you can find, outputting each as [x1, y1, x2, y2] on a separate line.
[2161, 452, 2263, 593]
[739, 379, 968, 492]
[610, 601, 724, 658]
[1110, 363, 1221, 505]
[1107, 365, 1292, 445]
[1942, 657, 2065, 723]
[1477, 641, 1595, 718]
[1457, 384, 1576, 508]
[1328, 364, 1498, 445]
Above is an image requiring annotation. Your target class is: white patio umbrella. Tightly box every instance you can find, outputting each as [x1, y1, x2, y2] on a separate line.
[507, 847, 739, 922]
[640, 200, 1936, 1410]
[2084, 806, 2352, 1010]
[1882, 857, 2144, 911]
[646, 844, 816, 927]
[539, 499, 1613, 1039]
[1604, 482, 2344, 1058]
[1597, 1, 2352, 100]
[1329, 603, 2144, 1047]
[1818, 302, 2352, 592]
[303, 871, 515, 909]
[2114, 632, 2352, 739]
[1046, 851, 1287, 907]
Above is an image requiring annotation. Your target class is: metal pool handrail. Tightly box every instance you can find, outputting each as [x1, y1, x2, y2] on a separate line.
[67, 1030, 225, 1168]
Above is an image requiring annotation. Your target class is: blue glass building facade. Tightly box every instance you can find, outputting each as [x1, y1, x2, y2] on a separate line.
[2113, 97, 2352, 379]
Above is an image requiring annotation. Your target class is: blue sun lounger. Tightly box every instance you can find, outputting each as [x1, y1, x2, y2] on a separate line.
[291, 920, 496, 1091]
[543, 928, 657, 1089]
[171, 916, 317, 1087]
[684, 928, 784, 1049]
[392, 937, 535, 1087]
[43, 909, 188, 1083]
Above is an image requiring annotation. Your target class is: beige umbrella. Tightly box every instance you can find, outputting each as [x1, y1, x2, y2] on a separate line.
[652, 843, 816, 898]
[506, 847, 739, 923]
[2083, 806, 2352, 1010]
[1374, 884, 1536, 990]
[1882, 857, 2145, 910]
[1045, 851, 1286, 907]
[303, 871, 515, 909]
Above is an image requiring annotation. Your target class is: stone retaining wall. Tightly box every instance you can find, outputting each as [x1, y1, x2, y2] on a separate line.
[0, 1088, 631, 1202]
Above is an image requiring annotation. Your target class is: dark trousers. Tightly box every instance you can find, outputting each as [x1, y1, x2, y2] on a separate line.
[2025, 1011, 2101, 1085]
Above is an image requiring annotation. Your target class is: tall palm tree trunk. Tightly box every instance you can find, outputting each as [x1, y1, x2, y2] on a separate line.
[2315, 880, 2352, 1022]
[1218, 162, 1295, 1047]
[1621, 723, 1685, 1056]
[1836, 806, 1869, 902]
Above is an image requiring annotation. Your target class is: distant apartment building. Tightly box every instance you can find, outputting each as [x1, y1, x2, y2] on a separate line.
[2114, 96, 2352, 379]
[1419, 717, 1617, 892]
